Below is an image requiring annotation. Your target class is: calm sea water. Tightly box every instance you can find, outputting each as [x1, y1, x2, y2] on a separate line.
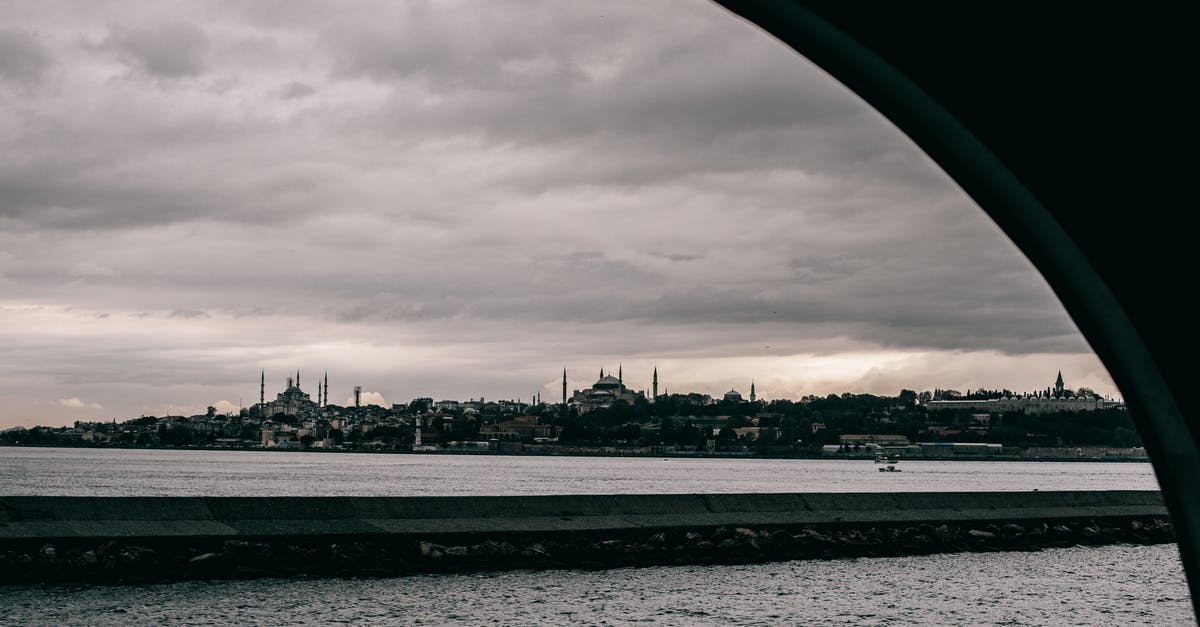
[0, 447, 1189, 625]
[0, 447, 1161, 496]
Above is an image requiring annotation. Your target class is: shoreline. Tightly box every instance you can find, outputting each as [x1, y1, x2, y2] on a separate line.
[0, 442, 1152, 463]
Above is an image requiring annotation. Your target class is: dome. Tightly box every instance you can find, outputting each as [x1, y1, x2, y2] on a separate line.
[593, 375, 622, 390]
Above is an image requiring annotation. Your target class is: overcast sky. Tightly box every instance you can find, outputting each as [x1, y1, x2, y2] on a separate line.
[0, 1, 1118, 427]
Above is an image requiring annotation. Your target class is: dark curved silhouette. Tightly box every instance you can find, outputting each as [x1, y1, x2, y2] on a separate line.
[714, 0, 1199, 614]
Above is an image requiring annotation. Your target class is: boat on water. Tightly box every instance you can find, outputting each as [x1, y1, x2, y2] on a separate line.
[875, 452, 902, 471]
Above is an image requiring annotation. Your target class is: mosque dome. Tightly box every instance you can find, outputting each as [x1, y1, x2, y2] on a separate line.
[594, 375, 622, 390]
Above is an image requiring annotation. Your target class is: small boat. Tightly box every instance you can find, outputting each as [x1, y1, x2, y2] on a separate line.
[875, 452, 901, 471]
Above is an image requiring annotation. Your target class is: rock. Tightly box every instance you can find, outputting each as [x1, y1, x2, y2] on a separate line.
[967, 529, 996, 539]
[1130, 520, 1144, 531]
[733, 527, 758, 539]
[444, 546, 469, 557]
[78, 550, 98, 566]
[39, 544, 57, 562]
[526, 543, 550, 557]
[188, 552, 220, 564]
[768, 530, 795, 548]
[1081, 526, 1102, 538]
[497, 542, 518, 556]
[646, 532, 668, 546]
[592, 540, 624, 553]
[1050, 525, 1073, 535]
[417, 541, 445, 559]
[119, 546, 156, 563]
[684, 532, 704, 543]
[695, 541, 715, 550]
[1002, 523, 1027, 535]
[717, 538, 741, 550]
[225, 539, 271, 553]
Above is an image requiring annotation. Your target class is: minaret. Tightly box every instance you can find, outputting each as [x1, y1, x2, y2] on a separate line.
[317, 380, 322, 405]
[562, 368, 567, 405]
[259, 370, 265, 406]
[652, 367, 658, 401]
[750, 381, 757, 403]
[618, 364, 623, 383]
[323, 372, 329, 406]
[296, 370, 300, 390]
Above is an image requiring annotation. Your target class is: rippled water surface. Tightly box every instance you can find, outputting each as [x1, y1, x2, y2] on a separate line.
[0, 447, 1160, 495]
[0, 544, 1191, 626]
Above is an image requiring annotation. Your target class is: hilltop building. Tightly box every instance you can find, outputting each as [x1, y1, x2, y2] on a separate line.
[255, 370, 329, 419]
[569, 366, 647, 413]
[926, 372, 1123, 415]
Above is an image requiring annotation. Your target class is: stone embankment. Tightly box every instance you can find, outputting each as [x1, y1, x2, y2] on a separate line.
[0, 491, 1173, 584]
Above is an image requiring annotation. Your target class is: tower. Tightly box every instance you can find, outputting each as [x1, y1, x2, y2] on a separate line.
[317, 380, 322, 407]
[653, 367, 658, 401]
[323, 372, 329, 407]
[1055, 371, 1065, 396]
[296, 370, 300, 390]
[618, 364, 622, 383]
[354, 386, 362, 408]
[259, 370, 265, 406]
[562, 368, 567, 405]
[750, 381, 757, 403]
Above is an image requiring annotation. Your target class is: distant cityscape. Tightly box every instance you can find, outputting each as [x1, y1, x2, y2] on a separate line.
[1, 369, 1140, 461]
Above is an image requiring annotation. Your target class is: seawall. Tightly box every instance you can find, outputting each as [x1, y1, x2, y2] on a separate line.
[0, 491, 1173, 583]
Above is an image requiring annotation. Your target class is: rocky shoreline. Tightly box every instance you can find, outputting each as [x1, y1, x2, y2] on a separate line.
[0, 516, 1174, 585]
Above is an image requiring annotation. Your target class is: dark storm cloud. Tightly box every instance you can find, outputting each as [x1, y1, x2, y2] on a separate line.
[0, 29, 54, 83]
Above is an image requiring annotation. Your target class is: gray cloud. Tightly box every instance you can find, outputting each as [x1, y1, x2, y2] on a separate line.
[278, 81, 315, 99]
[0, 1, 1116, 426]
[0, 29, 54, 83]
[99, 21, 210, 77]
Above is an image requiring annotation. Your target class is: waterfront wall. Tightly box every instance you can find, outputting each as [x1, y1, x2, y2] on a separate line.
[0, 491, 1173, 583]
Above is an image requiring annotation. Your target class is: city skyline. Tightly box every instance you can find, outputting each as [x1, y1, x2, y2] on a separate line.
[0, 2, 1118, 427]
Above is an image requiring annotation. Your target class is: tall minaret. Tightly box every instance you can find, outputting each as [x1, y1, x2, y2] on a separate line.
[618, 364, 623, 384]
[562, 368, 567, 405]
[323, 372, 329, 406]
[296, 370, 300, 390]
[317, 380, 322, 406]
[750, 381, 757, 403]
[259, 370, 265, 406]
[652, 367, 658, 401]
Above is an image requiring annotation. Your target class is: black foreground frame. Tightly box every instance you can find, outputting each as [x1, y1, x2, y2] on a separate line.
[714, 1, 1200, 615]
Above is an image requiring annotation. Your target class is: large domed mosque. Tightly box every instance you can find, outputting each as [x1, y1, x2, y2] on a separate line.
[565, 366, 649, 413]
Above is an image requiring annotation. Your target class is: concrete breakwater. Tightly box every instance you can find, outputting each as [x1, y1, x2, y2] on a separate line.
[0, 491, 1173, 584]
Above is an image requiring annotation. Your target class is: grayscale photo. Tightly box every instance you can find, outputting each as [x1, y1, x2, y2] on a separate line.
[1, 1, 1194, 624]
